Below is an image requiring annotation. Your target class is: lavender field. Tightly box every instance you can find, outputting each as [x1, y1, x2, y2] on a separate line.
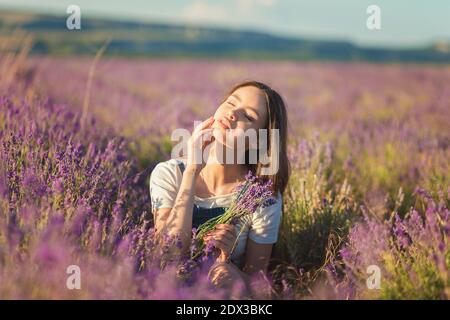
[1, 43, 449, 299]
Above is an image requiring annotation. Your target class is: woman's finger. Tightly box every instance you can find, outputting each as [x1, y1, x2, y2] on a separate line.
[215, 224, 237, 234]
[201, 131, 215, 148]
[220, 231, 236, 242]
[197, 116, 214, 130]
[203, 232, 214, 241]
[193, 129, 214, 148]
[215, 225, 237, 237]
[212, 238, 232, 254]
[191, 130, 214, 156]
[193, 127, 213, 141]
[214, 228, 236, 240]
[215, 224, 234, 230]
[205, 232, 228, 245]
[207, 231, 234, 246]
[211, 230, 235, 242]
[194, 117, 214, 133]
[213, 232, 235, 249]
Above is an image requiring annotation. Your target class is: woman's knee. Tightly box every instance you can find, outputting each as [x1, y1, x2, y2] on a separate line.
[208, 262, 250, 299]
[208, 261, 234, 287]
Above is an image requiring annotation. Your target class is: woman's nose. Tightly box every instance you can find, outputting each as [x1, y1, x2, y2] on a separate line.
[227, 111, 236, 122]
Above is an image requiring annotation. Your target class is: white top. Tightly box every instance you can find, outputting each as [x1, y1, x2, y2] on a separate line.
[149, 158, 282, 268]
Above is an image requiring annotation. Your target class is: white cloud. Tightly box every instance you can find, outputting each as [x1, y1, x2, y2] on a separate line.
[180, 1, 229, 24]
[179, 0, 277, 25]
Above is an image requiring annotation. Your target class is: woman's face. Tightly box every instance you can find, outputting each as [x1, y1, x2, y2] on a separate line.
[212, 86, 268, 159]
[212, 86, 268, 151]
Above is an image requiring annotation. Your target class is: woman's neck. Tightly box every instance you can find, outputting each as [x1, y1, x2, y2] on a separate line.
[198, 141, 247, 195]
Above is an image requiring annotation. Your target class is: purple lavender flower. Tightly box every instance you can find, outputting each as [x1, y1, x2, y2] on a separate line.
[51, 178, 64, 194]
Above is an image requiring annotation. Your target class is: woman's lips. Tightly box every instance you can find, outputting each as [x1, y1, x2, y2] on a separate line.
[217, 119, 230, 130]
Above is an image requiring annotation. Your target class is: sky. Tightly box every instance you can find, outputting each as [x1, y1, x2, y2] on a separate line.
[0, 0, 449, 48]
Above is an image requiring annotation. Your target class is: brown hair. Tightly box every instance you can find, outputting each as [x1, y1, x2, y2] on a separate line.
[222, 80, 290, 195]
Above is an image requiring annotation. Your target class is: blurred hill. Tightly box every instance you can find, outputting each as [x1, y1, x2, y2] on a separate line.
[1, 10, 450, 63]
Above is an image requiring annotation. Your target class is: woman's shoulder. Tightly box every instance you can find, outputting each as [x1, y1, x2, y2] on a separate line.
[254, 192, 283, 217]
[246, 192, 283, 244]
[149, 159, 187, 210]
[152, 158, 185, 172]
[149, 158, 186, 187]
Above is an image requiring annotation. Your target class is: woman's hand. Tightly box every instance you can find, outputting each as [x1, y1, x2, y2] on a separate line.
[203, 224, 238, 262]
[186, 116, 215, 174]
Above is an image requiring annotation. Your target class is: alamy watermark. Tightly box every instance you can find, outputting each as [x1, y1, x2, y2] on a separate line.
[170, 122, 280, 175]
[66, 264, 81, 290]
[366, 265, 381, 289]
[366, 5, 381, 30]
[66, 5, 81, 30]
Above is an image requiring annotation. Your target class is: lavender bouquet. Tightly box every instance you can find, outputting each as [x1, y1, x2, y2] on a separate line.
[192, 171, 275, 260]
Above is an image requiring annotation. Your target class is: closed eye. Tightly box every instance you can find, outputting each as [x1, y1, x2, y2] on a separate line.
[227, 101, 253, 121]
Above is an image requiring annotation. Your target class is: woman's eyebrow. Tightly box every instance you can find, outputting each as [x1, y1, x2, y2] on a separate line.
[231, 94, 241, 102]
[231, 94, 260, 118]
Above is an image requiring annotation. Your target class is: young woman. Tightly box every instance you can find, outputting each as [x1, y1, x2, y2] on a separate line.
[149, 80, 289, 298]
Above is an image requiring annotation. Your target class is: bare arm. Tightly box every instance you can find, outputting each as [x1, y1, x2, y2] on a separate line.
[232, 240, 272, 295]
[153, 116, 215, 254]
[153, 166, 198, 253]
[243, 240, 275, 298]
[242, 239, 273, 275]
